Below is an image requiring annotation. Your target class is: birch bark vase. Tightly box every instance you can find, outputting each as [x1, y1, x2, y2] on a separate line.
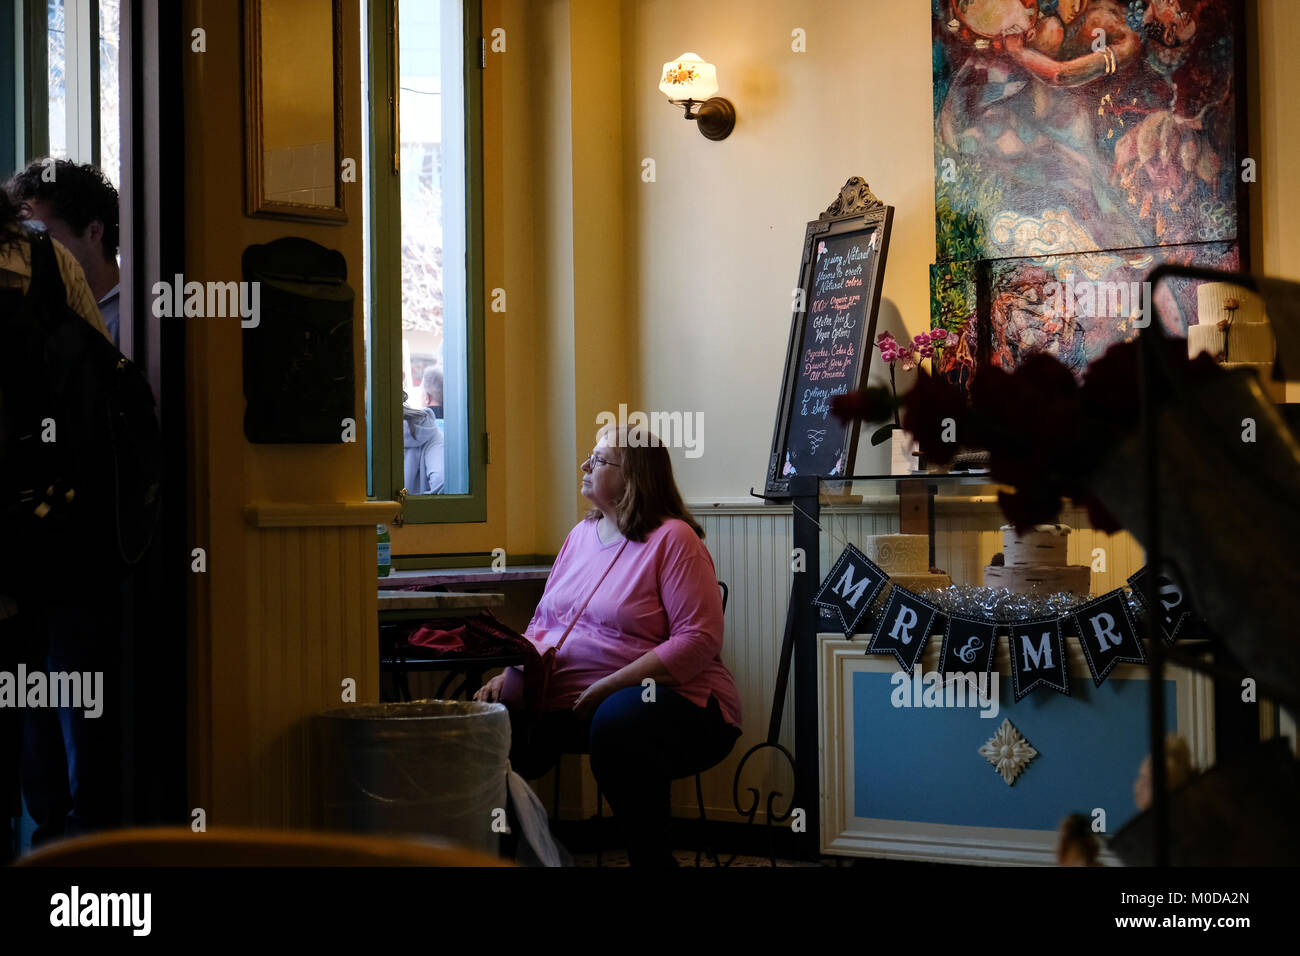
[889, 429, 913, 474]
[889, 429, 923, 474]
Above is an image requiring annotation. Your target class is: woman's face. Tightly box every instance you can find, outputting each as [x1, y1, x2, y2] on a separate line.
[581, 436, 626, 512]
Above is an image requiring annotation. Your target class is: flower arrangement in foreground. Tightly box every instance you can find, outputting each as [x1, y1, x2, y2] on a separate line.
[832, 337, 1226, 534]
[851, 327, 959, 447]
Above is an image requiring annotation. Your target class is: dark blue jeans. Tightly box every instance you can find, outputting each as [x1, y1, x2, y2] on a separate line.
[19, 596, 122, 845]
[509, 686, 741, 866]
[0, 612, 26, 861]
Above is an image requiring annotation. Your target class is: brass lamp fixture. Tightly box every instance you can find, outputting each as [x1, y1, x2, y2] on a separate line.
[659, 52, 736, 141]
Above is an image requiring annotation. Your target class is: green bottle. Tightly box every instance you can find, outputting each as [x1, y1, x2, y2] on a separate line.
[377, 524, 391, 577]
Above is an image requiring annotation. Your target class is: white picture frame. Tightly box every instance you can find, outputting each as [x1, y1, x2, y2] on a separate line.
[818, 632, 1214, 865]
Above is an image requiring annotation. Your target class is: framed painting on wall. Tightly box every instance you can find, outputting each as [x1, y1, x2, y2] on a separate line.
[929, 0, 1248, 390]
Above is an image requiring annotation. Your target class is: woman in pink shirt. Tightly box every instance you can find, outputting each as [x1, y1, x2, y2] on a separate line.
[475, 424, 741, 866]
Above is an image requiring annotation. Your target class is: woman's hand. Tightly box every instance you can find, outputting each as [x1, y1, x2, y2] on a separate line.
[474, 672, 507, 703]
[572, 676, 617, 719]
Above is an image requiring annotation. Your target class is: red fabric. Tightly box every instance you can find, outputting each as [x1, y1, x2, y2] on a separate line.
[406, 622, 468, 655]
[405, 610, 534, 658]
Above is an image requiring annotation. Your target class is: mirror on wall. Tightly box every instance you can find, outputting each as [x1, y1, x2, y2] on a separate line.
[243, 0, 346, 222]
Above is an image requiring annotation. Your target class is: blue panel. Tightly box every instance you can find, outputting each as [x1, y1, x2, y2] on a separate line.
[852, 668, 1177, 832]
[0, 0, 13, 172]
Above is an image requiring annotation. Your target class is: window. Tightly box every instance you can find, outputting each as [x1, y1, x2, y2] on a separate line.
[18, 0, 118, 181]
[47, 1, 67, 158]
[96, 0, 119, 186]
[364, 0, 485, 523]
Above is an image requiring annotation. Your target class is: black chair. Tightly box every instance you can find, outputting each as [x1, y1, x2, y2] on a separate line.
[379, 620, 529, 702]
[548, 580, 735, 866]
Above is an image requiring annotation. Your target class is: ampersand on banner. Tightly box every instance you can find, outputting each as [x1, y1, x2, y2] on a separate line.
[939, 614, 998, 678]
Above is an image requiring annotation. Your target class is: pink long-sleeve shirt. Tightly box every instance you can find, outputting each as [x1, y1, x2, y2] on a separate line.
[524, 517, 742, 729]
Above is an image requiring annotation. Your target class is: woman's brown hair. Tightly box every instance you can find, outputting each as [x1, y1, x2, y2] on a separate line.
[586, 424, 704, 543]
[1055, 813, 1100, 866]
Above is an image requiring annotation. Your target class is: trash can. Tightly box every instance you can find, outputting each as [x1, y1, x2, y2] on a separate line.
[312, 700, 510, 855]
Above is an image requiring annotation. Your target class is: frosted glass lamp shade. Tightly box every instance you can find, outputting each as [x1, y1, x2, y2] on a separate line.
[659, 53, 718, 102]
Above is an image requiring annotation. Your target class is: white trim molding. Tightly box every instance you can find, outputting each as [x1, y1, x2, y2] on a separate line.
[818, 634, 1214, 866]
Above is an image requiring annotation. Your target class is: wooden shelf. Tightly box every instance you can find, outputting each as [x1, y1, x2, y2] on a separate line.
[380, 566, 552, 588]
[377, 591, 505, 611]
[244, 501, 401, 528]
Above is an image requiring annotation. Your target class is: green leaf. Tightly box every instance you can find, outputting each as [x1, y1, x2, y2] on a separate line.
[870, 424, 898, 446]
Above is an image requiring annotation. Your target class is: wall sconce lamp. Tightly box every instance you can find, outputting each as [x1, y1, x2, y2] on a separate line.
[659, 52, 736, 141]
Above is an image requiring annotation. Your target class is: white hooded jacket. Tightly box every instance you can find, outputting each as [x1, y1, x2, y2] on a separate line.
[402, 407, 445, 495]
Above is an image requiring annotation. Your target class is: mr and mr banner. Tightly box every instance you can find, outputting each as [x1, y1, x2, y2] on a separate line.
[812, 544, 1197, 701]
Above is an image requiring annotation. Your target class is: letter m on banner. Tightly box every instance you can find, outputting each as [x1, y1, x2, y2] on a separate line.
[834, 565, 874, 608]
[813, 545, 888, 639]
[1008, 617, 1070, 701]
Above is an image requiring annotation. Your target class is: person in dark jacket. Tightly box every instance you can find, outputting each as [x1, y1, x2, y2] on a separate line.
[0, 188, 123, 855]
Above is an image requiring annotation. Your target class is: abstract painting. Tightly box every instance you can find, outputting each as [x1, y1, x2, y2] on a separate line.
[930, 0, 1246, 387]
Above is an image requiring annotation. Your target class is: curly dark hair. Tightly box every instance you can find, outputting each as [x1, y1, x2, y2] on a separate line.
[6, 159, 119, 262]
[0, 188, 24, 253]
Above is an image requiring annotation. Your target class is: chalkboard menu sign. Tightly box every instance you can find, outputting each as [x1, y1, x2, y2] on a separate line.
[765, 178, 893, 497]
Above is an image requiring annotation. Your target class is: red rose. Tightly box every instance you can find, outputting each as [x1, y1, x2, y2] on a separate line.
[831, 387, 897, 426]
[1081, 336, 1222, 430]
[901, 371, 968, 465]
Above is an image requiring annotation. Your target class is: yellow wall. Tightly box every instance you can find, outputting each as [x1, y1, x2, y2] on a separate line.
[1250, 0, 1300, 278]
[486, 0, 540, 558]
[436, 0, 1300, 535]
[622, 0, 1300, 501]
[391, 0, 633, 557]
[1251, 0, 1300, 402]
[181, 0, 1300, 823]
[184, 0, 373, 826]
[621, 0, 938, 499]
[571, 0, 631, 534]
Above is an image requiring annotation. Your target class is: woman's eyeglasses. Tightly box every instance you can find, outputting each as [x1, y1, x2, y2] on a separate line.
[584, 453, 621, 469]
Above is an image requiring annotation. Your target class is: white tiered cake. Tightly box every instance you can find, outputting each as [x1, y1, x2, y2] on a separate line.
[865, 534, 951, 598]
[1188, 282, 1284, 403]
[983, 524, 1091, 596]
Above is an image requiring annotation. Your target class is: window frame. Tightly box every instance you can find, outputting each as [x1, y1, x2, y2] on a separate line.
[17, 0, 49, 162]
[16, 0, 103, 166]
[365, 0, 487, 524]
[1, 0, 16, 169]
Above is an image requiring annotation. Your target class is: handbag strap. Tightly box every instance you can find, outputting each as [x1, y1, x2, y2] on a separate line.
[553, 536, 628, 653]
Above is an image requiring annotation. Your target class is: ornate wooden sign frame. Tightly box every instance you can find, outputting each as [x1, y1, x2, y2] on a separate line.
[765, 178, 894, 497]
